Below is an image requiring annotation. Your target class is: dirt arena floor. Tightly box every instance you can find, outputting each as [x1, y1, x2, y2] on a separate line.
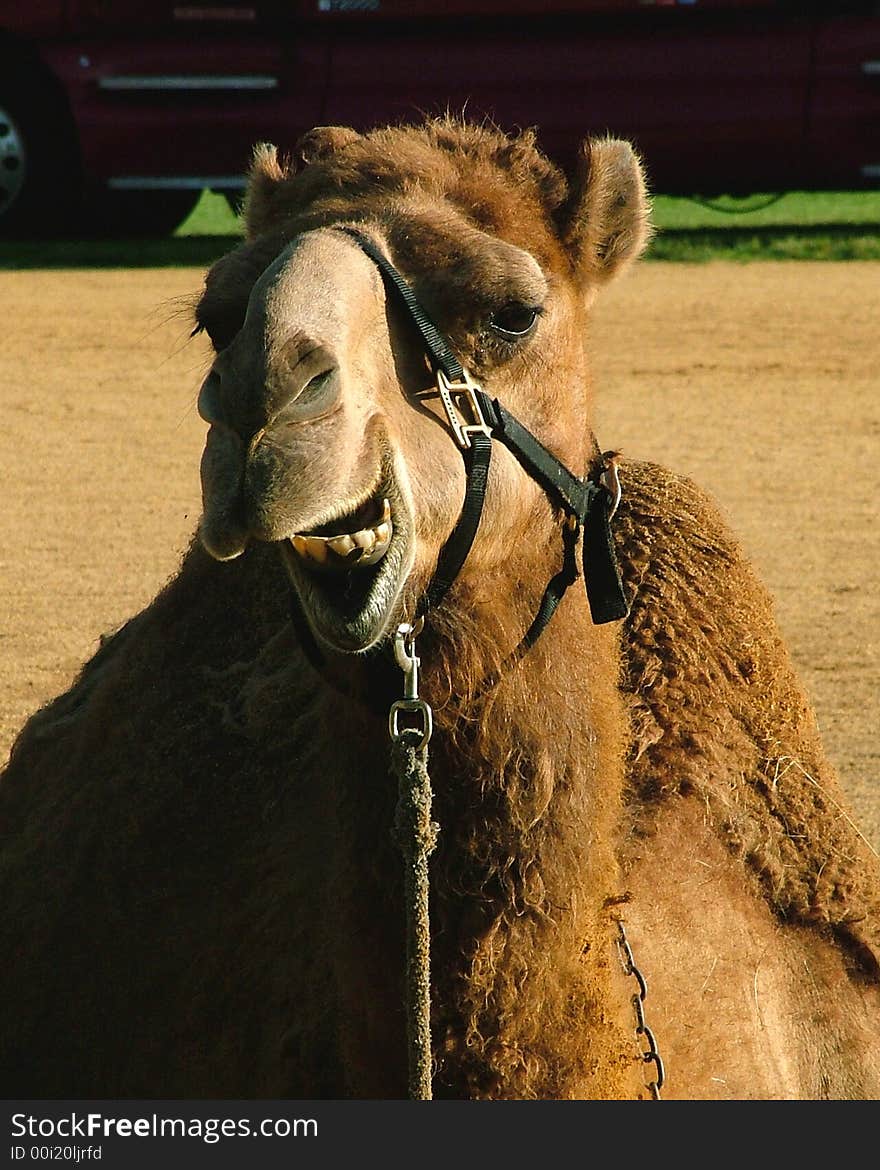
[2, 261, 878, 853]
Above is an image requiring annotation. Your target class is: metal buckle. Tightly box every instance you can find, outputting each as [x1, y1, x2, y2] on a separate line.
[599, 452, 622, 520]
[435, 368, 492, 450]
[388, 620, 433, 749]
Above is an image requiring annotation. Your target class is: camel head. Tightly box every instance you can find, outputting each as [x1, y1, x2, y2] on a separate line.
[195, 119, 652, 653]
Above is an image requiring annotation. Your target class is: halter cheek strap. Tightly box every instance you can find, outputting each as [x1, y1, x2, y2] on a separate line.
[338, 227, 629, 636]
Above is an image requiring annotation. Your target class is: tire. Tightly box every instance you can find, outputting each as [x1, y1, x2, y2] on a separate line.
[0, 60, 79, 238]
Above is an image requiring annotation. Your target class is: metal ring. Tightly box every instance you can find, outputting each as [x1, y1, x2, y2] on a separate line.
[389, 699, 433, 749]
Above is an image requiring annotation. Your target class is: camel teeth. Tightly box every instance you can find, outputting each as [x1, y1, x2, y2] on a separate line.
[303, 535, 328, 564]
[352, 528, 377, 552]
[327, 533, 355, 556]
[353, 518, 393, 566]
[289, 500, 394, 570]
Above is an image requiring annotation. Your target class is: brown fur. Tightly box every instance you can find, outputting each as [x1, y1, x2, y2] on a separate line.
[0, 117, 877, 1099]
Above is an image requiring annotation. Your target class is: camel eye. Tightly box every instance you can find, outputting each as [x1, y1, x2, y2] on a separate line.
[195, 304, 242, 353]
[489, 302, 541, 339]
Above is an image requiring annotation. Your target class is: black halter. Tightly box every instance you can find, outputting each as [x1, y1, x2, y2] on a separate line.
[288, 225, 629, 684]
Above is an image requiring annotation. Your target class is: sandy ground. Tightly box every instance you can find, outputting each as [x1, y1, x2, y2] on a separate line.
[1, 261, 877, 853]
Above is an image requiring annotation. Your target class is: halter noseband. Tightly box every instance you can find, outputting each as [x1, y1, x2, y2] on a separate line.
[289, 225, 629, 680]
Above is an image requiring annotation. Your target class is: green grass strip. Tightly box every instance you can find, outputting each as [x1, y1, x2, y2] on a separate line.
[1, 190, 878, 267]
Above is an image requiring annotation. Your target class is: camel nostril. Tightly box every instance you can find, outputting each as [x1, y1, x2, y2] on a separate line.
[302, 369, 332, 398]
[298, 366, 337, 409]
[276, 362, 341, 424]
[267, 337, 341, 422]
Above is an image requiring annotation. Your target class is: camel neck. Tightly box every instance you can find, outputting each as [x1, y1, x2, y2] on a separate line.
[322, 587, 639, 1098]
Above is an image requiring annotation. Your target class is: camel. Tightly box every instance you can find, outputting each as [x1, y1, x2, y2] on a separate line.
[1, 117, 878, 1101]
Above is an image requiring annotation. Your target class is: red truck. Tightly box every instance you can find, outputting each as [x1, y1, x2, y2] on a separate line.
[1, 1, 878, 236]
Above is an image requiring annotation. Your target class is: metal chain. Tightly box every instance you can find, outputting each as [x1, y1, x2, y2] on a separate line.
[616, 919, 665, 1100]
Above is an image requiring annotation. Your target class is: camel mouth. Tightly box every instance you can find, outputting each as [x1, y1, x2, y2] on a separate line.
[278, 470, 414, 654]
[289, 495, 393, 573]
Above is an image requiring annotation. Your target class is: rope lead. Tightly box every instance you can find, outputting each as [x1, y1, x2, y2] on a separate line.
[389, 621, 438, 1100]
[391, 729, 439, 1100]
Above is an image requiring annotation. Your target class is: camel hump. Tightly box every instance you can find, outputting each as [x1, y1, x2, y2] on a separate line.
[614, 458, 880, 976]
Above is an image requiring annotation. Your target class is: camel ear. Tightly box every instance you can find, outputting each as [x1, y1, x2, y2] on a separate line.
[242, 142, 295, 240]
[243, 128, 363, 239]
[560, 137, 653, 292]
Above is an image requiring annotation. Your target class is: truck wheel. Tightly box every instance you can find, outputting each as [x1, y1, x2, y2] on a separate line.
[0, 63, 78, 238]
[0, 99, 26, 223]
